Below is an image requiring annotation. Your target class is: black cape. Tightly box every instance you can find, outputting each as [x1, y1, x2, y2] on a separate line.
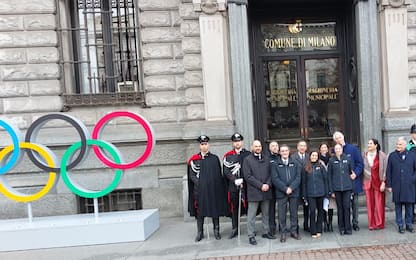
[187, 152, 229, 218]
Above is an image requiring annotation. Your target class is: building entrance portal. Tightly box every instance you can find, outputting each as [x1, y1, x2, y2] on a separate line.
[250, 3, 358, 147]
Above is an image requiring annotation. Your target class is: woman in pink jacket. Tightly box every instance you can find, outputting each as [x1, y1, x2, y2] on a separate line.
[363, 138, 387, 230]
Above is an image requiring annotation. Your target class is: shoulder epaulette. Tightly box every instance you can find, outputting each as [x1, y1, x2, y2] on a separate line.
[223, 150, 237, 159]
[188, 153, 202, 165]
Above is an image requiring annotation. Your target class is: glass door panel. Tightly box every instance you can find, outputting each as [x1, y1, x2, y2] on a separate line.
[305, 58, 341, 140]
[263, 60, 299, 141]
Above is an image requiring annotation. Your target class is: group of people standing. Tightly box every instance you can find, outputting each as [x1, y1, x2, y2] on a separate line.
[187, 126, 416, 245]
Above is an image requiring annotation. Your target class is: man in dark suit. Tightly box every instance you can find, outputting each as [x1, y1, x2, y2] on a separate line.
[291, 140, 310, 232]
[272, 144, 302, 242]
[268, 141, 280, 235]
[386, 137, 416, 234]
[243, 140, 276, 245]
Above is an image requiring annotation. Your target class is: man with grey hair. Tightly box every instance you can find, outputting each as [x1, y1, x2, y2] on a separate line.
[243, 140, 276, 245]
[333, 131, 363, 231]
[387, 136, 416, 233]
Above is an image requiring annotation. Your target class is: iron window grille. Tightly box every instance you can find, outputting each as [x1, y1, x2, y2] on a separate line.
[78, 188, 142, 213]
[57, 0, 145, 108]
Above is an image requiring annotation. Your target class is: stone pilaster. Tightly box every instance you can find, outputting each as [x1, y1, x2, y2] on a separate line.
[192, 0, 232, 121]
[355, 0, 383, 148]
[227, 0, 254, 144]
[379, 0, 411, 112]
[379, 0, 414, 152]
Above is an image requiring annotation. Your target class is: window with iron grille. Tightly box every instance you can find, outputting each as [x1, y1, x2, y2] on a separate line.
[78, 188, 142, 213]
[57, 0, 145, 108]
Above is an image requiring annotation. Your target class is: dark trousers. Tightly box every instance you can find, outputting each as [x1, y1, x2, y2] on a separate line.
[303, 203, 309, 230]
[335, 190, 352, 233]
[395, 202, 413, 229]
[308, 196, 324, 235]
[278, 196, 298, 234]
[229, 191, 240, 230]
[269, 196, 277, 233]
[351, 192, 359, 226]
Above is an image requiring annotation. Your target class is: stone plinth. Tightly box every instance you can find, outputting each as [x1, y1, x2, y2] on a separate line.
[0, 209, 159, 251]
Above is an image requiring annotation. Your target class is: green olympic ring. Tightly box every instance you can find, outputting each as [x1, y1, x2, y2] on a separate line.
[60, 139, 123, 199]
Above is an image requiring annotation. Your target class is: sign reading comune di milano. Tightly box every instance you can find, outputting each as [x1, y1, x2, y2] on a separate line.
[260, 20, 337, 52]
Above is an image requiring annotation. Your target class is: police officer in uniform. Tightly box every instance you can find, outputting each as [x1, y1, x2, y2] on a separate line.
[223, 133, 251, 239]
[406, 124, 416, 222]
[187, 135, 229, 242]
[406, 124, 416, 152]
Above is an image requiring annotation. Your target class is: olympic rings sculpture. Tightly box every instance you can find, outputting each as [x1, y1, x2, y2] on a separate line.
[0, 111, 155, 202]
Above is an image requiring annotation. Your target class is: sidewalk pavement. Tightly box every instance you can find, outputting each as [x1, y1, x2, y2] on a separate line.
[0, 211, 415, 260]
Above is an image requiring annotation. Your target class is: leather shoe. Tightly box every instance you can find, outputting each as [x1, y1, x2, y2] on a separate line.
[214, 232, 221, 240]
[229, 229, 238, 239]
[290, 233, 301, 240]
[195, 232, 204, 242]
[399, 227, 405, 234]
[262, 233, 276, 239]
[344, 230, 352, 235]
[406, 226, 415, 233]
[353, 224, 360, 231]
[249, 237, 257, 245]
[280, 233, 286, 243]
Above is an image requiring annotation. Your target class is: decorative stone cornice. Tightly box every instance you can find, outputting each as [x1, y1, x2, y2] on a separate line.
[192, 0, 227, 14]
[379, 0, 411, 8]
[227, 0, 248, 5]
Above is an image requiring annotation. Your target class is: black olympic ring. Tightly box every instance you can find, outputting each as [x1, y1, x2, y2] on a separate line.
[24, 114, 89, 173]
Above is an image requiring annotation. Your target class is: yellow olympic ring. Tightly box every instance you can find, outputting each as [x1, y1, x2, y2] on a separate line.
[0, 142, 57, 202]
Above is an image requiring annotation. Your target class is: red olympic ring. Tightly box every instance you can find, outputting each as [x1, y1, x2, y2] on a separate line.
[91, 111, 155, 170]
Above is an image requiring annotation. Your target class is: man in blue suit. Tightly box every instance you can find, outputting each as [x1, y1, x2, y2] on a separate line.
[387, 137, 416, 233]
[333, 131, 364, 231]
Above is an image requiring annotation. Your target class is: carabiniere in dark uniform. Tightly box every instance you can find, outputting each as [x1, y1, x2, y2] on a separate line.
[223, 133, 250, 239]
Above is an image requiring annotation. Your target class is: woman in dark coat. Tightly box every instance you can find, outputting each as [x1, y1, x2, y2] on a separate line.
[319, 142, 335, 232]
[386, 137, 416, 233]
[328, 143, 355, 235]
[303, 150, 328, 238]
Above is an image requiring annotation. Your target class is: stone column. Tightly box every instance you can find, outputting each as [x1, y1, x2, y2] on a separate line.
[192, 0, 232, 121]
[379, 0, 411, 112]
[355, 0, 383, 146]
[227, 0, 255, 143]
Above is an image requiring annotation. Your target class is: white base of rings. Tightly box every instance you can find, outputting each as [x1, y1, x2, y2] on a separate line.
[0, 209, 159, 251]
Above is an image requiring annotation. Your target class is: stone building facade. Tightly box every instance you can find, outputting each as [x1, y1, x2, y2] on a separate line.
[0, 0, 415, 219]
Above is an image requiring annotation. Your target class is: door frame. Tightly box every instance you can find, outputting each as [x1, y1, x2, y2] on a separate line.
[257, 54, 345, 144]
[249, 4, 355, 145]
